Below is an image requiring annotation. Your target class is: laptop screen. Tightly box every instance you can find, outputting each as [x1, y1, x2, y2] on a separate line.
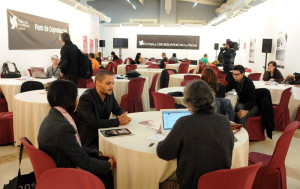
[30, 67, 45, 78]
[108, 56, 112, 61]
[162, 109, 190, 130]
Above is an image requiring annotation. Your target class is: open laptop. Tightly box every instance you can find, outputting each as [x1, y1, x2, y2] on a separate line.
[107, 56, 112, 61]
[161, 109, 190, 130]
[31, 67, 49, 79]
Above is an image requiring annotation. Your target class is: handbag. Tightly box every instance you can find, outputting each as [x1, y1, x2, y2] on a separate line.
[3, 143, 36, 189]
[1, 62, 21, 78]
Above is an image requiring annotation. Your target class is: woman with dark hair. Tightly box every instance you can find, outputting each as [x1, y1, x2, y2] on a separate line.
[201, 67, 225, 98]
[169, 53, 178, 63]
[111, 51, 119, 61]
[263, 61, 284, 82]
[134, 53, 144, 64]
[157, 80, 234, 189]
[38, 79, 114, 188]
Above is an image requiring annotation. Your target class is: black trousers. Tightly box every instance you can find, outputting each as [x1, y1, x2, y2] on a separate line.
[63, 73, 79, 85]
[235, 103, 259, 128]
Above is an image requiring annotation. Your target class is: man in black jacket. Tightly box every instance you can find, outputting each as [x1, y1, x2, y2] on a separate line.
[59, 32, 80, 84]
[159, 52, 168, 68]
[219, 40, 236, 82]
[225, 65, 259, 128]
[77, 71, 131, 149]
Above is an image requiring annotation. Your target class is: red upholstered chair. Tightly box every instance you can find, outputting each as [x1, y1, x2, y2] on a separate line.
[168, 60, 177, 64]
[209, 65, 219, 75]
[105, 62, 114, 73]
[112, 61, 118, 74]
[163, 62, 168, 69]
[114, 59, 123, 65]
[126, 64, 137, 74]
[180, 80, 191, 86]
[248, 73, 261, 81]
[92, 69, 102, 76]
[20, 137, 57, 181]
[248, 121, 299, 189]
[0, 96, 9, 112]
[178, 63, 189, 74]
[197, 62, 206, 74]
[295, 105, 300, 123]
[124, 57, 132, 64]
[35, 168, 105, 189]
[87, 82, 95, 89]
[198, 162, 262, 189]
[182, 60, 191, 64]
[219, 79, 228, 86]
[149, 58, 156, 62]
[167, 70, 176, 75]
[184, 75, 201, 81]
[246, 103, 265, 141]
[147, 64, 160, 69]
[0, 112, 14, 145]
[120, 78, 146, 113]
[149, 73, 160, 108]
[77, 78, 93, 88]
[188, 69, 195, 74]
[103, 57, 108, 60]
[245, 68, 252, 72]
[217, 74, 227, 80]
[145, 62, 153, 65]
[27, 69, 32, 76]
[273, 87, 292, 131]
[151, 92, 175, 111]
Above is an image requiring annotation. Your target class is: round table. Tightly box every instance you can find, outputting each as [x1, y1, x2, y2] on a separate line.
[135, 68, 163, 91]
[117, 65, 149, 75]
[0, 77, 56, 111]
[13, 88, 87, 147]
[168, 74, 201, 87]
[98, 111, 249, 189]
[166, 64, 198, 73]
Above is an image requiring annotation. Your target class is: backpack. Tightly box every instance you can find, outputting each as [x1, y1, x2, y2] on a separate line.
[1, 62, 21, 78]
[77, 50, 93, 79]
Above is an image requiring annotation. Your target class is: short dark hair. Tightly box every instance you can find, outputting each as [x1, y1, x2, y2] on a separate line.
[89, 53, 95, 58]
[204, 53, 208, 57]
[61, 32, 71, 43]
[172, 53, 176, 57]
[162, 52, 166, 56]
[95, 70, 114, 82]
[47, 80, 77, 114]
[111, 51, 115, 56]
[233, 65, 245, 74]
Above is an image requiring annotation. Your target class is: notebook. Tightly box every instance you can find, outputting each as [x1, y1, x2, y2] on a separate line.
[31, 67, 49, 79]
[161, 109, 190, 130]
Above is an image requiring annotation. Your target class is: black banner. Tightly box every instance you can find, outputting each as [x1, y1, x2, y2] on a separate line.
[7, 9, 69, 50]
[137, 35, 200, 49]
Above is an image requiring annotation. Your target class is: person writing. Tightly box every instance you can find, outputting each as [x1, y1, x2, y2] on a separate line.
[263, 61, 284, 82]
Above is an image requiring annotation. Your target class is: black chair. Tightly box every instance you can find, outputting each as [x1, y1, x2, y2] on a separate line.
[20, 81, 44, 93]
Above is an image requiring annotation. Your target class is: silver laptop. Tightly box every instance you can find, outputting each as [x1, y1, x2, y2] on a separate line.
[31, 67, 48, 78]
[108, 56, 112, 61]
[161, 109, 190, 130]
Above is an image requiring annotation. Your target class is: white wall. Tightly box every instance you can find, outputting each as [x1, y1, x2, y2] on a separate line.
[99, 0, 300, 77]
[0, 0, 99, 75]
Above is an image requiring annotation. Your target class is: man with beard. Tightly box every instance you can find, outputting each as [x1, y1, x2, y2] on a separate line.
[77, 71, 131, 149]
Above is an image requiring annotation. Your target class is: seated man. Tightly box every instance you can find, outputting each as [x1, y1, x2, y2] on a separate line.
[45, 55, 61, 78]
[77, 71, 131, 149]
[89, 53, 100, 70]
[225, 65, 259, 128]
[200, 53, 210, 67]
[159, 52, 168, 68]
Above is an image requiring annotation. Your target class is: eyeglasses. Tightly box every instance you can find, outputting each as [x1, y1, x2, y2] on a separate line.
[232, 73, 241, 76]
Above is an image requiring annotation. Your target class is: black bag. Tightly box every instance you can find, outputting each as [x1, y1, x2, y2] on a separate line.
[78, 50, 93, 79]
[1, 62, 21, 78]
[3, 143, 36, 189]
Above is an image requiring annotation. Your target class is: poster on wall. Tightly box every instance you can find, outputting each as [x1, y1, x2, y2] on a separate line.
[89, 39, 94, 53]
[249, 38, 256, 63]
[275, 32, 288, 68]
[7, 9, 69, 50]
[137, 35, 200, 50]
[83, 36, 88, 54]
[95, 38, 98, 53]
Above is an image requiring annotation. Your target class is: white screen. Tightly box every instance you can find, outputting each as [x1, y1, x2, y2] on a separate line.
[162, 110, 190, 130]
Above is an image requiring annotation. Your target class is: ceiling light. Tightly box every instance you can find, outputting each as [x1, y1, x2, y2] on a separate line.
[127, 0, 137, 10]
[192, 1, 198, 8]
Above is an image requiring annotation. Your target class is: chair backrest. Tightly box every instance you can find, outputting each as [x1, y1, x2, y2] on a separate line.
[184, 75, 201, 81]
[20, 81, 44, 93]
[219, 79, 228, 86]
[217, 74, 227, 80]
[126, 64, 137, 74]
[149, 58, 156, 62]
[20, 137, 57, 181]
[182, 60, 191, 64]
[180, 80, 191, 86]
[87, 82, 95, 89]
[124, 57, 132, 64]
[149, 73, 160, 93]
[128, 78, 146, 99]
[178, 63, 189, 74]
[92, 69, 101, 76]
[147, 64, 160, 69]
[245, 68, 252, 72]
[168, 60, 177, 64]
[112, 61, 118, 73]
[145, 62, 153, 65]
[167, 70, 176, 75]
[197, 62, 206, 74]
[267, 121, 299, 169]
[77, 78, 93, 88]
[278, 87, 292, 108]
[35, 168, 105, 189]
[198, 162, 262, 189]
[151, 92, 176, 111]
[189, 69, 195, 74]
[114, 59, 123, 65]
[209, 64, 220, 74]
[248, 73, 261, 81]
[105, 62, 114, 73]
[27, 69, 32, 76]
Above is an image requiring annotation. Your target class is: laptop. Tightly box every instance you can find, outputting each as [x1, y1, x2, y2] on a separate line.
[31, 67, 49, 79]
[161, 109, 190, 130]
[107, 56, 112, 61]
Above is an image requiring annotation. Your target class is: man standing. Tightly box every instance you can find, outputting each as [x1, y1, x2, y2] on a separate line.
[159, 52, 168, 69]
[220, 40, 236, 81]
[45, 55, 61, 78]
[59, 32, 80, 84]
[225, 65, 258, 128]
[200, 53, 210, 67]
[77, 71, 131, 149]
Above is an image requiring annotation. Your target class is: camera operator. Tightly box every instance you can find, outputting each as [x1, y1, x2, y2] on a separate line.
[219, 39, 236, 81]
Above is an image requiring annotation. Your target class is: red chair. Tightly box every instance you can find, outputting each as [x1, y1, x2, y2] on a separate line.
[147, 64, 160, 69]
[77, 78, 93, 88]
[149, 73, 160, 108]
[149, 58, 156, 62]
[217, 74, 226, 80]
[126, 64, 137, 74]
[184, 75, 201, 81]
[178, 63, 189, 74]
[180, 80, 191, 86]
[248, 73, 261, 81]
[112, 61, 118, 74]
[92, 69, 101, 76]
[0, 96, 9, 112]
[35, 168, 105, 189]
[145, 62, 153, 65]
[209, 65, 219, 75]
[197, 62, 206, 74]
[188, 69, 195, 74]
[105, 62, 114, 73]
[87, 82, 95, 89]
[0, 112, 14, 145]
[182, 60, 191, 64]
[124, 57, 132, 64]
[248, 121, 299, 189]
[168, 60, 176, 64]
[103, 57, 108, 60]
[151, 92, 175, 111]
[163, 62, 168, 69]
[20, 137, 57, 181]
[198, 162, 262, 189]
[219, 79, 228, 86]
[120, 78, 146, 113]
[245, 68, 252, 72]
[295, 105, 300, 123]
[246, 102, 265, 141]
[28, 69, 32, 76]
[273, 87, 292, 131]
[114, 59, 123, 65]
[167, 70, 176, 75]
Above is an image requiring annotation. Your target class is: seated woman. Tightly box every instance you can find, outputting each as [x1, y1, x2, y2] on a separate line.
[201, 67, 225, 98]
[169, 53, 178, 63]
[157, 80, 234, 189]
[263, 61, 284, 82]
[38, 79, 114, 188]
[134, 53, 144, 64]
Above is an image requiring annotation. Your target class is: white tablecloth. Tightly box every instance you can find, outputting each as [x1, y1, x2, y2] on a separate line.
[166, 64, 198, 73]
[135, 69, 163, 91]
[0, 77, 56, 111]
[168, 74, 201, 87]
[13, 88, 87, 146]
[99, 111, 249, 189]
[117, 65, 149, 75]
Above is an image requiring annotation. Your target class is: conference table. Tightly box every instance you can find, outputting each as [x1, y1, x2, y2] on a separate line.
[168, 74, 201, 87]
[135, 68, 163, 91]
[165, 63, 198, 73]
[0, 77, 56, 111]
[98, 111, 249, 189]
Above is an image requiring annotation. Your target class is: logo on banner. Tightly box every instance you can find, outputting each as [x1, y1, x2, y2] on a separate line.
[10, 16, 18, 29]
[139, 40, 145, 46]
